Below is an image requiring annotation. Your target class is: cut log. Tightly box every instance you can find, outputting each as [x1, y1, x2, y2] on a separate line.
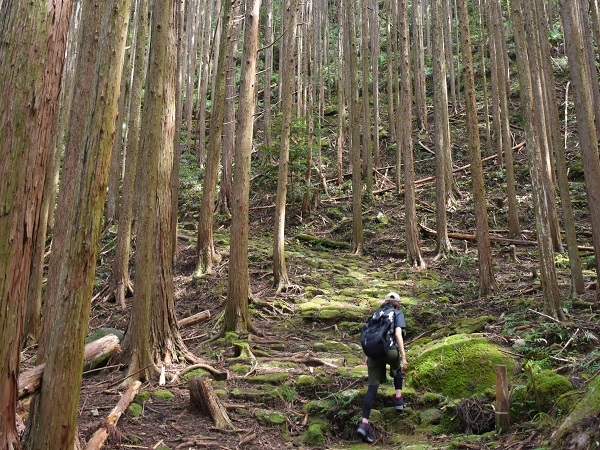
[19, 334, 121, 399]
[188, 377, 233, 430]
[177, 310, 210, 329]
[84, 380, 141, 450]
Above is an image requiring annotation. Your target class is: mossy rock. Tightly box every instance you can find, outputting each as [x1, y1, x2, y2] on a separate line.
[296, 375, 331, 389]
[430, 316, 496, 339]
[153, 390, 175, 402]
[431, 404, 462, 434]
[134, 391, 151, 404]
[127, 403, 143, 418]
[255, 408, 287, 425]
[247, 372, 290, 384]
[336, 365, 368, 378]
[229, 363, 253, 375]
[301, 420, 330, 446]
[552, 377, 600, 449]
[230, 387, 280, 405]
[511, 369, 574, 419]
[420, 408, 442, 425]
[406, 333, 516, 399]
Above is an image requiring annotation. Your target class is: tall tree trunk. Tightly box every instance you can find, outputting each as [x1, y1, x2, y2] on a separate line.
[336, 0, 346, 186]
[0, 1, 73, 447]
[273, 0, 300, 291]
[368, 0, 381, 168]
[361, 0, 373, 199]
[196, 0, 217, 164]
[412, 0, 428, 131]
[219, 4, 242, 214]
[456, 0, 496, 296]
[185, 0, 198, 151]
[225, 0, 261, 333]
[432, 0, 453, 260]
[263, 0, 275, 149]
[26, 1, 132, 447]
[560, 0, 600, 302]
[301, 0, 315, 217]
[346, 0, 364, 254]
[511, 0, 565, 319]
[399, 0, 425, 268]
[489, 0, 521, 239]
[114, 0, 150, 310]
[385, 0, 397, 144]
[195, 0, 238, 277]
[119, 0, 175, 382]
[172, 0, 185, 261]
[445, 0, 457, 112]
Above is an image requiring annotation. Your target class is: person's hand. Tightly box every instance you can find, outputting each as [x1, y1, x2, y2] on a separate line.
[364, 356, 369, 365]
[401, 358, 408, 370]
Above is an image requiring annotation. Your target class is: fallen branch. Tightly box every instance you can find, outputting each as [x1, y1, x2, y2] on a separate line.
[419, 224, 594, 252]
[177, 310, 211, 329]
[19, 334, 121, 399]
[84, 380, 141, 450]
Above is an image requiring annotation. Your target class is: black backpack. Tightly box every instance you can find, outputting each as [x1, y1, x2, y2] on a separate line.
[360, 307, 397, 358]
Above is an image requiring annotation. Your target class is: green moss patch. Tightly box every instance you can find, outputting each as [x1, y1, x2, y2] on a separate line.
[134, 391, 151, 404]
[127, 403, 143, 417]
[301, 420, 330, 446]
[153, 390, 175, 402]
[407, 334, 516, 398]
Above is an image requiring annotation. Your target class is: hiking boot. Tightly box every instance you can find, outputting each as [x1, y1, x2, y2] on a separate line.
[393, 395, 406, 411]
[356, 422, 374, 444]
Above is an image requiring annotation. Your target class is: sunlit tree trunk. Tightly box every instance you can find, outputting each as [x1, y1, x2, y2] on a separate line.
[195, 0, 238, 276]
[263, 0, 275, 149]
[369, 0, 381, 168]
[412, 0, 428, 131]
[119, 0, 175, 382]
[225, 0, 261, 332]
[0, 1, 73, 446]
[361, 0, 373, 199]
[399, 0, 425, 268]
[172, 0, 184, 261]
[346, 0, 364, 254]
[114, 0, 150, 310]
[560, 0, 600, 302]
[445, 0, 457, 112]
[385, 0, 397, 145]
[456, 0, 496, 296]
[336, 0, 346, 186]
[26, 1, 131, 447]
[432, 0, 452, 260]
[301, 0, 315, 216]
[511, 0, 565, 319]
[219, 4, 242, 214]
[185, 0, 198, 151]
[196, 0, 217, 164]
[273, 0, 300, 291]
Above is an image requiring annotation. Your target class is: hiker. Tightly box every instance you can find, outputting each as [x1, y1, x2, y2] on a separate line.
[357, 292, 408, 444]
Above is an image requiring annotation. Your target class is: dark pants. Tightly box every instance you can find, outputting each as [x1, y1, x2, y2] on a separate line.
[362, 348, 403, 419]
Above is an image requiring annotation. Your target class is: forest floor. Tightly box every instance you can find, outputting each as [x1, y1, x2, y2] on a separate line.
[76, 142, 599, 449]
[19, 140, 599, 449]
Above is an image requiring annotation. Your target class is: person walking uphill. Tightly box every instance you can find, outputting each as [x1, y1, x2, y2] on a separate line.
[357, 292, 408, 444]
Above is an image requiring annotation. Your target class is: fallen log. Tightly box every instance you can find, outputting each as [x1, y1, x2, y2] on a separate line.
[420, 224, 594, 252]
[295, 233, 351, 250]
[177, 310, 210, 329]
[19, 334, 121, 399]
[84, 380, 141, 450]
[188, 377, 233, 430]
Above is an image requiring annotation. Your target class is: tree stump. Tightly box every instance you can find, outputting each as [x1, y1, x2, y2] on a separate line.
[188, 377, 233, 430]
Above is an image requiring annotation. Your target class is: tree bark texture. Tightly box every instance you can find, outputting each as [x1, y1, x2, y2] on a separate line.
[0, 1, 73, 447]
[26, 0, 132, 447]
[188, 377, 233, 429]
[224, 0, 262, 332]
[120, 0, 175, 382]
[456, 0, 496, 296]
[195, 0, 238, 277]
[273, 0, 300, 290]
